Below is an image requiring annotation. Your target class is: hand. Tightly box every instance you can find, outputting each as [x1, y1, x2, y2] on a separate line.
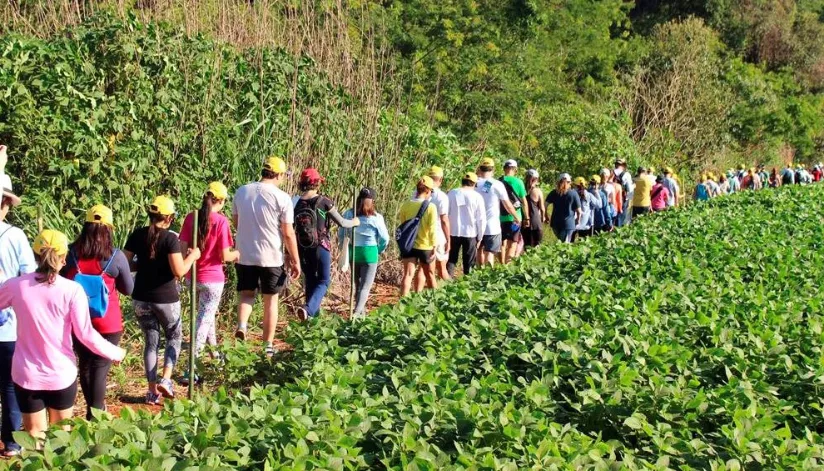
[189, 247, 202, 260]
[524, 219, 530, 227]
[0, 145, 7, 172]
[288, 257, 301, 280]
[350, 218, 361, 227]
[514, 215, 522, 223]
[112, 346, 127, 363]
[340, 262, 350, 274]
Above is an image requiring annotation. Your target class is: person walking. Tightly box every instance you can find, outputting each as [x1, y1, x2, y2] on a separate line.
[499, 160, 528, 263]
[545, 173, 581, 243]
[613, 159, 634, 226]
[695, 174, 711, 201]
[124, 196, 200, 404]
[446, 172, 486, 276]
[631, 167, 653, 217]
[399, 176, 439, 296]
[589, 175, 612, 233]
[573, 177, 601, 240]
[61, 205, 133, 419]
[233, 157, 301, 357]
[475, 158, 520, 267]
[0, 146, 35, 456]
[769, 168, 781, 188]
[0, 230, 125, 440]
[293, 168, 359, 321]
[178, 182, 238, 377]
[661, 168, 680, 207]
[522, 169, 545, 248]
[339, 188, 390, 318]
[650, 176, 670, 212]
[415, 166, 451, 289]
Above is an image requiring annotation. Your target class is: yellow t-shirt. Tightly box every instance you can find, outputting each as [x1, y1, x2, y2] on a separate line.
[632, 175, 653, 208]
[398, 199, 438, 250]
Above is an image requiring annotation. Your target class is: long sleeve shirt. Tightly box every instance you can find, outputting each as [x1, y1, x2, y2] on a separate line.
[0, 273, 124, 391]
[448, 187, 487, 240]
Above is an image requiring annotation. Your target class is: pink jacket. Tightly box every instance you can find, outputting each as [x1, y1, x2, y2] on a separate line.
[0, 273, 124, 391]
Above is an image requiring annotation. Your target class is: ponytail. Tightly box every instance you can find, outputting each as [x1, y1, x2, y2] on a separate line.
[35, 248, 63, 285]
[197, 194, 214, 251]
[147, 212, 167, 259]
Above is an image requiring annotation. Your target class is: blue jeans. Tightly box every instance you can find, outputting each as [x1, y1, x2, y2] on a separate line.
[0, 341, 21, 452]
[299, 246, 332, 317]
[552, 228, 575, 243]
[354, 262, 378, 316]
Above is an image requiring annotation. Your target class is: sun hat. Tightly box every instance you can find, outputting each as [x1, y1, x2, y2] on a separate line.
[428, 166, 444, 178]
[463, 172, 479, 184]
[615, 159, 627, 167]
[504, 159, 518, 169]
[526, 169, 539, 178]
[558, 173, 572, 183]
[33, 229, 69, 257]
[600, 168, 611, 176]
[86, 204, 114, 228]
[263, 156, 287, 174]
[207, 182, 229, 200]
[299, 168, 324, 185]
[574, 176, 587, 186]
[590, 175, 601, 184]
[479, 157, 496, 168]
[149, 196, 176, 216]
[1, 173, 21, 207]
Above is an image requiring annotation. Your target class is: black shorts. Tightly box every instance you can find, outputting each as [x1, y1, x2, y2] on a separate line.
[501, 222, 522, 242]
[236, 264, 288, 295]
[15, 381, 78, 413]
[400, 248, 435, 265]
[522, 228, 543, 247]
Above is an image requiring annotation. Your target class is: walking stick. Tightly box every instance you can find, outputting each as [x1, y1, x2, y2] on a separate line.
[187, 211, 198, 400]
[349, 190, 357, 319]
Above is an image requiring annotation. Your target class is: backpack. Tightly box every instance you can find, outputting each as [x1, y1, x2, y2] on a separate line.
[695, 183, 709, 201]
[499, 178, 521, 215]
[294, 197, 327, 249]
[395, 200, 430, 255]
[71, 250, 117, 319]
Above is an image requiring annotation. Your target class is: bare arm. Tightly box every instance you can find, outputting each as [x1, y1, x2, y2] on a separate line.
[520, 196, 530, 224]
[169, 248, 200, 278]
[281, 222, 301, 280]
[536, 189, 546, 223]
[123, 250, 137, 272]
[502, 200, 521, 222]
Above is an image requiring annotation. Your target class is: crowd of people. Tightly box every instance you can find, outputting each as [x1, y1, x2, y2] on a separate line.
[0, 141, 814, 451]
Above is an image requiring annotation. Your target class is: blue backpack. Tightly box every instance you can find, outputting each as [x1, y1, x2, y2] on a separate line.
[395, 200, 430, 255]
[71, 250, 117, 319]
[695, 183, 710, 201]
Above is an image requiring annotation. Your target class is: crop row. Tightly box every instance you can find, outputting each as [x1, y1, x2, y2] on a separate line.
[7, 185, 824, 470]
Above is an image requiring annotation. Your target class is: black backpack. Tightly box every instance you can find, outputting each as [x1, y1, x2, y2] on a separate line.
[294, 197, 327, 249]
[499, 178, 521, 214]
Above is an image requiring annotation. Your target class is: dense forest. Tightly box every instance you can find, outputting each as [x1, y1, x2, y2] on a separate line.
[0, 0, 822, 234]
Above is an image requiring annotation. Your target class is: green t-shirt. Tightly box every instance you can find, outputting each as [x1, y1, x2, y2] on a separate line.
[500, 175, 527, 222]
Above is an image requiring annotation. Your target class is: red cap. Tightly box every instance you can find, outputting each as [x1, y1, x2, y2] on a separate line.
[299, 168, 324, 184]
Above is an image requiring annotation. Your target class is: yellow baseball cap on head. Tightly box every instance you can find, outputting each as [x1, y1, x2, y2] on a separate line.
[86, 204, 114, 227]
[263, 156, 287, 174]
[590, 175, 601, 184]
[419, 175, 435, 189]
[428, 166, 444, 178]
[480, 157, 496, 168]
[149, 196, 176, 216]
[574, 176, 587, 186]
[207, 181, 229, 200]
[33, 229, 69, 257]
[463, 172, 478, 184]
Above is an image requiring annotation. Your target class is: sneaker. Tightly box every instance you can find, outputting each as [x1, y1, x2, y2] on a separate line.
[157, 378, 175, 399]
[180, 372, 200, 386]
[145, 392, 162, 405]
[235, 326, 247, 341]
[296, 306, 309, 322]
[2, 443, 22, 457]
[264, 344, 277, 358]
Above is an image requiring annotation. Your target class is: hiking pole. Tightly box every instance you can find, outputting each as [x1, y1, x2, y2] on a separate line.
[349, 190, 357, 319]
[188, 210, 198, 400]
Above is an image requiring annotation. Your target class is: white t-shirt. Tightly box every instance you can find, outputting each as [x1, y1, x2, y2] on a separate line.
[475, 177, 508, 236]
[448, 187, 486, 239]
[0, 222, 36, 342]
[232, 182, 294, 267]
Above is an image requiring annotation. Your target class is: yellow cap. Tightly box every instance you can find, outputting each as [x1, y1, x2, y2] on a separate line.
[419, 175, 435, 190]
[590, 175, 601, 184]
[263, 156, 287, 174]
[33, 229, 69, 257]
[738, 164, 746, 170]
[207, 181, 229, 200]
[149, 196, 176, 216]
[479, 157, 496, 168]
[574, 176, 587, 186]
[463, 172, 478, 184]
[648, 167, 656, 174]
[665, 167, 674, 174]
[86, 204, 114, 228]
[428, 166, 444, 178]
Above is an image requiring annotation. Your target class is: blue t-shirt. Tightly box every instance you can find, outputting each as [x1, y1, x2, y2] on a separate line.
[0, 222, 36, 342]
[546, 189, 582, 231]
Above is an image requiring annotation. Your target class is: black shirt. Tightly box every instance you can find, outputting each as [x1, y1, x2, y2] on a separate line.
[546, 189, 581, 231]
[125, 226, 182, 303]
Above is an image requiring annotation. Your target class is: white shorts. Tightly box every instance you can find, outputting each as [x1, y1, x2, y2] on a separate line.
[434, 243, 448, 262]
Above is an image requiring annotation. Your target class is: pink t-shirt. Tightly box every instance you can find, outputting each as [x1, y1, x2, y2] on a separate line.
[180, 212, 234, 283]
[0, 273, 124, 391]
[651, 184, 670, 211]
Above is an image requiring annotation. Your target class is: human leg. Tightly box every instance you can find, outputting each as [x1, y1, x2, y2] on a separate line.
[79, 332, 121, 420]
[447, 236, 462, 278]
[195, 283, 223, 357]
[305, 248, 331, 317]
[134, 301, 161, 395]
[0, 341, 21, 454]
[354, 262, 377, 316]
[152, 302, 181, 396]
[463, 237, 478, 275]
[400, 258, 417, 296]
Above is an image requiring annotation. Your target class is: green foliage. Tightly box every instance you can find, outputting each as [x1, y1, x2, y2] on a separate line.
[8, 185, 824, 469]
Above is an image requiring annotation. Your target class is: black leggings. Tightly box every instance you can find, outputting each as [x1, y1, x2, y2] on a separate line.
[75, 331, 122, 420]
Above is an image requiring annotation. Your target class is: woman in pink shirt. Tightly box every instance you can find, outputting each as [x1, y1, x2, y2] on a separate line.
[650, 175, 670, 212]
[179, 182, 238, 373]
[0, 230, 125, 439]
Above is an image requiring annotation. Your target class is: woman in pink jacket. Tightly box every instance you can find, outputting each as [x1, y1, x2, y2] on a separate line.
[0, 230, 125, 440]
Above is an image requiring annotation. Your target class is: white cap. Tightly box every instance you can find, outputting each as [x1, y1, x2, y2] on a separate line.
[504, 159, 518, 168]
[526, 169, 539, 178]
[558, 173, 572, 182]
[1, 173, 20, 207]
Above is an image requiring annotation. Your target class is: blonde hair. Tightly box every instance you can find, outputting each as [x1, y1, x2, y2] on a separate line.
[35, 247, 64, 285]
